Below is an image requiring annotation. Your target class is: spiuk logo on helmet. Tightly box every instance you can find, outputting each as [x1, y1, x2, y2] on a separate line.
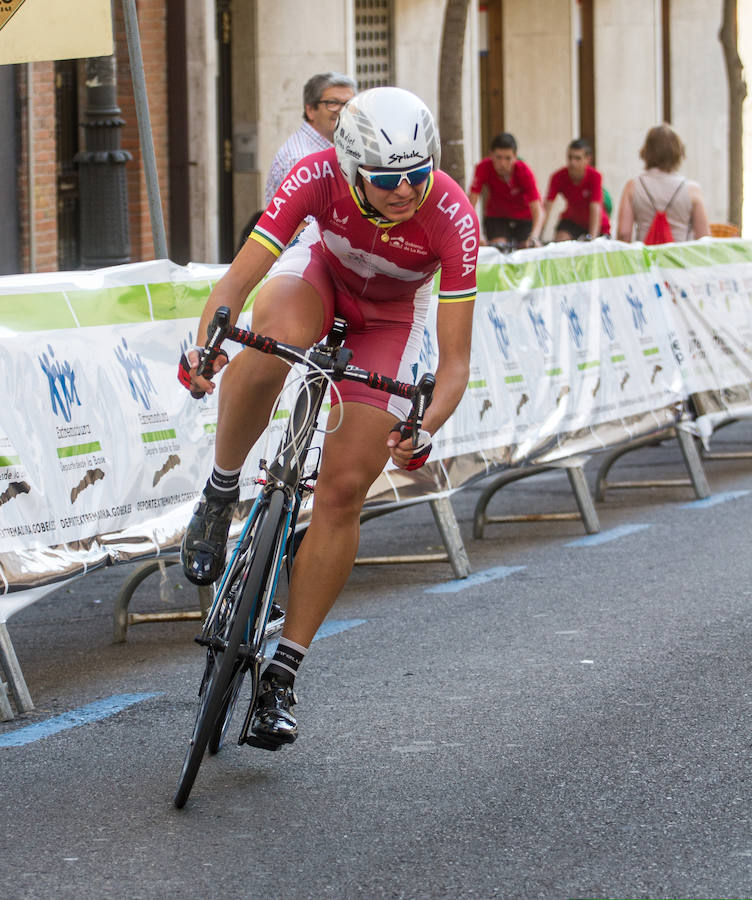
[334, 86, 441, 187]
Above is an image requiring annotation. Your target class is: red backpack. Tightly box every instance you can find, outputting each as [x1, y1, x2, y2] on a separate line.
[640, 177, 686, 245]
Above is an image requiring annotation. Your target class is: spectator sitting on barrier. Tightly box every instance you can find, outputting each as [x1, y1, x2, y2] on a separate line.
[541, 138, 610, 241]
[617, 123, 709, 243]
[468, 132, 544, 248]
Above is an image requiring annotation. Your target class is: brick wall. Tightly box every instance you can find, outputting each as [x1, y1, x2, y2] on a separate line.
[17, 62, 58, 273]
[14, 3, 171, 273]
[114, 0, 171, 261]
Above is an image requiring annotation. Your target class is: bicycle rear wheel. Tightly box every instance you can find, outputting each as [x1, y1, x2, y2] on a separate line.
[174, 490, 285, 808]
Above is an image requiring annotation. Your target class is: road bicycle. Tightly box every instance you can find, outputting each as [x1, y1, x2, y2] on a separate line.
[174, 305, 435, 808]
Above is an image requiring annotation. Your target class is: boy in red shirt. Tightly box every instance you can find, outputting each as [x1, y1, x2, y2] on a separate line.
[542, 138, 610, 241]
[468, 132, 543, 248]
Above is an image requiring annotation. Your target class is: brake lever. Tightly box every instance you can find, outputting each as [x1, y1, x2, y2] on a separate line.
[191, 306, 231, 398]
[407, 373, 436, 447]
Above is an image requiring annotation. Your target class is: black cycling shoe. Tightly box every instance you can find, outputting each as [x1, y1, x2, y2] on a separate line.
[249, 674, 298, 747]
[180, 490, 236, 586]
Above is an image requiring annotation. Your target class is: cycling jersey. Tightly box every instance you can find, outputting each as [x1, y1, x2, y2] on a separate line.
[546, 166, 610, 234]
[252, 147, 478, 306]
[249, 147, 479, 418]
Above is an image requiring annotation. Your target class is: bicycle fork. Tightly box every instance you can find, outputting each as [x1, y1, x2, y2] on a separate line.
[236, 492, 292, 749]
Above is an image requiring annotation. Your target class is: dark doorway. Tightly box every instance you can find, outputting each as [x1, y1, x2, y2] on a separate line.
[167, 0, 190, 264]
[578, 0, 595, 157]
[217, 0, 234, 263]
[479, 0, 504, 153]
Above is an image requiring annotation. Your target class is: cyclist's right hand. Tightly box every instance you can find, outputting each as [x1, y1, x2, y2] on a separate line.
[178, 345, 229, 398]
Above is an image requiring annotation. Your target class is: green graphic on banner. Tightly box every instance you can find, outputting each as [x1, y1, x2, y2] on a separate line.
[141, 429, 177, 443]
[66, 285, 151, 327]
[57, 442, 102, 458]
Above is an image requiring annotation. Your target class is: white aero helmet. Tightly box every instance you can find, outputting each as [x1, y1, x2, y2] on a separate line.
[334, 86, 441, 186]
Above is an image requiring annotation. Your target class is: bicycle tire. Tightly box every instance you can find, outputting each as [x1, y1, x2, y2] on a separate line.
[208, 507, 290, 753]
[174, 490, 285, 808]
[207, 658, 244, 755]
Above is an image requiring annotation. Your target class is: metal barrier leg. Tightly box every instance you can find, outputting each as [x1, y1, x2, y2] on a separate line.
[675, 426, 711, 499]
[355, 496, 471, 576]
[113, 558, 205, 643]
[595, 430, 676, 500]
[473, 468, 547, 539]
[429, 496, 471, 579]
[0, 679, 14, 722]
[0, 623, 34, 715]
[472, 459, 597, 539]
[565, 465, 600, 533]
[595, 426, 710, 501]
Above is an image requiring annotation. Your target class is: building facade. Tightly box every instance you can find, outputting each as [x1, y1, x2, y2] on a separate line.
[0, 0, 748, 275]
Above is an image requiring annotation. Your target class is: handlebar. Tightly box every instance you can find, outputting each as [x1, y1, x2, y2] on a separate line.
[193, 306, 435, 440]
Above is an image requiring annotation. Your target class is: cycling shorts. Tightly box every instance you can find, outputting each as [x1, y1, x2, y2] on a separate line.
[265, 239, 429, 419]
[556, 219, 611, 239]
[555, 218, 589, 239]
[484, 216, 532, 242]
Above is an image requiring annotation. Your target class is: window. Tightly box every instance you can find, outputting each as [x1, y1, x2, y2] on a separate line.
[354, 0, 393, 89]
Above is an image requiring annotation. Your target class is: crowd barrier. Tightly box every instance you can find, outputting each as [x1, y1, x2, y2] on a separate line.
[1, 237, 750, 715]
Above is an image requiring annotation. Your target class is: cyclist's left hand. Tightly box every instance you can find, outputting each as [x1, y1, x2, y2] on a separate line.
[178, 345, 229, 397]
[387, 422, 432, 471]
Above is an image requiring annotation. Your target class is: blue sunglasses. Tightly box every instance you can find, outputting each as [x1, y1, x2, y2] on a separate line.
[358, 161, 433, 191]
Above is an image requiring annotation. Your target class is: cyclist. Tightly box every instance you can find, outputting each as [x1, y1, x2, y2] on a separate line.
[178, 87, 479, 750]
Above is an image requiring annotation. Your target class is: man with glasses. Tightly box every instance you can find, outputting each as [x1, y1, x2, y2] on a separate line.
[264, 72, 357, 206]
[180, 87, 478, 750]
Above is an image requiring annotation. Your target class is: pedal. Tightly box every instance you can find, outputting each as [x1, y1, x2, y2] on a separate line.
[241, 733, 286, 752]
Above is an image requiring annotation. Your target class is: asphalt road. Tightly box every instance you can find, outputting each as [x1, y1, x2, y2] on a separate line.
[3, 425, 752, 900]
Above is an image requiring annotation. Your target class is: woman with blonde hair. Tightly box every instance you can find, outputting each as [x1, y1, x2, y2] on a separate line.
[617, 123, 709, 243]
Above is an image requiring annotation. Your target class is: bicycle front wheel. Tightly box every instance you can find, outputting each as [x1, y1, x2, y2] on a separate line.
[174, 489, 285, 808]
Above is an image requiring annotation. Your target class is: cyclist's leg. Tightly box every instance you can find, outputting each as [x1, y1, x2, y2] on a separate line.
[284, 401, 395, 646]
[278, 297, 421, 647]
[249, 401, 394, 745]
[251, 300, 420, 743]
[213, 275, 326, 470]
[182, 249, 334, 586]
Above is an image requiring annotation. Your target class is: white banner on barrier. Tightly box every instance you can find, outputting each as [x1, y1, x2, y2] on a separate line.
[0, 240, 750, 615]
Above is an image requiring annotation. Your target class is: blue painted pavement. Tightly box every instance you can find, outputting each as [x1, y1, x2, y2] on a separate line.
[680, 489, 750, 509]
[565, 523, 652, 547]
[425, 565, 527, 594]
[0, 692, 162, 748]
